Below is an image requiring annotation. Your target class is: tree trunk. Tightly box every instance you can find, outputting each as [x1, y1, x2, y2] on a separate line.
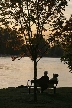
[34, 59, 37, 102]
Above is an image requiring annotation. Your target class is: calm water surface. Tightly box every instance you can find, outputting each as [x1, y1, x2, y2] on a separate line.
[0, 57, 72, 89]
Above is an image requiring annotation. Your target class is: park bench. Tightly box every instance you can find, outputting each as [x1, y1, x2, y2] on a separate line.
[27, 74, 59, 94]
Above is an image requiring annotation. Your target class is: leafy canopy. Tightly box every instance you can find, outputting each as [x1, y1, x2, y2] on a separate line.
[0, 0, 69, 61]
[61, 15, 72, 72]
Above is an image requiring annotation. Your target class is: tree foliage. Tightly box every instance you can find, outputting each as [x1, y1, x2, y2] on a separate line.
[0, 0, 69, 60]
[0, 26, 24, 55]
[60, 15, 72, 72]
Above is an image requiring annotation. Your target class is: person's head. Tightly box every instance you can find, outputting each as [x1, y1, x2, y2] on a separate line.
[53, 74, 59, 78]
[44, 71, 48, 76]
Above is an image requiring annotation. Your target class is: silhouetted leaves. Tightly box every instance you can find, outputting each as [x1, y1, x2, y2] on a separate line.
[0, 0, 70, 68]
[0, 27, 24, 55]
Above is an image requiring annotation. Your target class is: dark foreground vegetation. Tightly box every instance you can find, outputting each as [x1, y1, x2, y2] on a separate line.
[0, 87, 72, 108]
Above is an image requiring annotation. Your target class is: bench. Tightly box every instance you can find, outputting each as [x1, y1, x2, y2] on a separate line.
[28, 84, 57, 94]
[47, 80, 58, 94]
[27, 77, 58, 94]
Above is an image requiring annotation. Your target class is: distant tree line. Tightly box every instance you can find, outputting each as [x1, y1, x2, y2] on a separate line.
[0, 27, 24, 55]
[46, 45, 63, 57]
[0, 27, 63, 57]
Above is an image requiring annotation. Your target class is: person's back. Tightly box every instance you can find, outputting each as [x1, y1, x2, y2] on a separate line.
[37, 76, 49, 85]
[37, 71, 49, 93]
[49, 74, 58, 85]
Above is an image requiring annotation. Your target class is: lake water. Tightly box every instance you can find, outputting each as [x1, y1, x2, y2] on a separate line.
[0, 57, 72, 89]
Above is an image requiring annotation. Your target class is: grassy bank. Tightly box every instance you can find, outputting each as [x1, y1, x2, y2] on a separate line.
[0, 87, 72, 108]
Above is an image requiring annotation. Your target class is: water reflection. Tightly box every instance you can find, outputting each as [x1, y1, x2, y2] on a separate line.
[0, 57, 72, 89]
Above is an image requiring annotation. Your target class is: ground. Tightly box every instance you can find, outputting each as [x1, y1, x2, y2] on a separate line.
[0, 87, 72, 108]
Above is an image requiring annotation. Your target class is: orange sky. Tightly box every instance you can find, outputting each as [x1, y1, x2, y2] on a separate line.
[1, 0, 71, 40]
[28, 0, 72, 39]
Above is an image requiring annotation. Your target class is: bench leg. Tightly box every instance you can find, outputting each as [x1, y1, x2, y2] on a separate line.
[54, 87, 56, 94]
[29, 86, 30, 94]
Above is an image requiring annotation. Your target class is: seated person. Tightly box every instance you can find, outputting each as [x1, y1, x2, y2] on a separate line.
[49, 74, 59, 86]
[31, 71, 49, 93]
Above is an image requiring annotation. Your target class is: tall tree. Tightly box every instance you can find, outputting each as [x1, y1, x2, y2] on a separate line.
[60, 15, 72, 72]
[0, 0, 69, 101]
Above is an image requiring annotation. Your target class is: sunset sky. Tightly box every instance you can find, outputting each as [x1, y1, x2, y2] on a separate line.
[64, 0, 72, 19]
[1, 0, 72, 38]
[31, 0, 72, 37]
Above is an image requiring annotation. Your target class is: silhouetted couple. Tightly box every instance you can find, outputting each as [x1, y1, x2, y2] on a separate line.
[31, 71, 49, 93]
[31, 71, 58, 93]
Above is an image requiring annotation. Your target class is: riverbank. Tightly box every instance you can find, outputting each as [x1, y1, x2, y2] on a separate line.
[0, 87, 72, 108]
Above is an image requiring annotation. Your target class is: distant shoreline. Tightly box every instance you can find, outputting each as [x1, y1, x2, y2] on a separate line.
[0, 54, 61, 58]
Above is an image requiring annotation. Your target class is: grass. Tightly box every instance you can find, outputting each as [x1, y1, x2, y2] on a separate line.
[0, 87, 72, 108]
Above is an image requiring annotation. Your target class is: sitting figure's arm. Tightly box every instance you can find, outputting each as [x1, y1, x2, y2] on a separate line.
[31, 80, 34, 85]
[49, 77, 58, 85]
[31, 79, 40, 85]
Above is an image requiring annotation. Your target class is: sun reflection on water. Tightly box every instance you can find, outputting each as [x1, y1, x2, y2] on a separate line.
[0, 57, 72, 89]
